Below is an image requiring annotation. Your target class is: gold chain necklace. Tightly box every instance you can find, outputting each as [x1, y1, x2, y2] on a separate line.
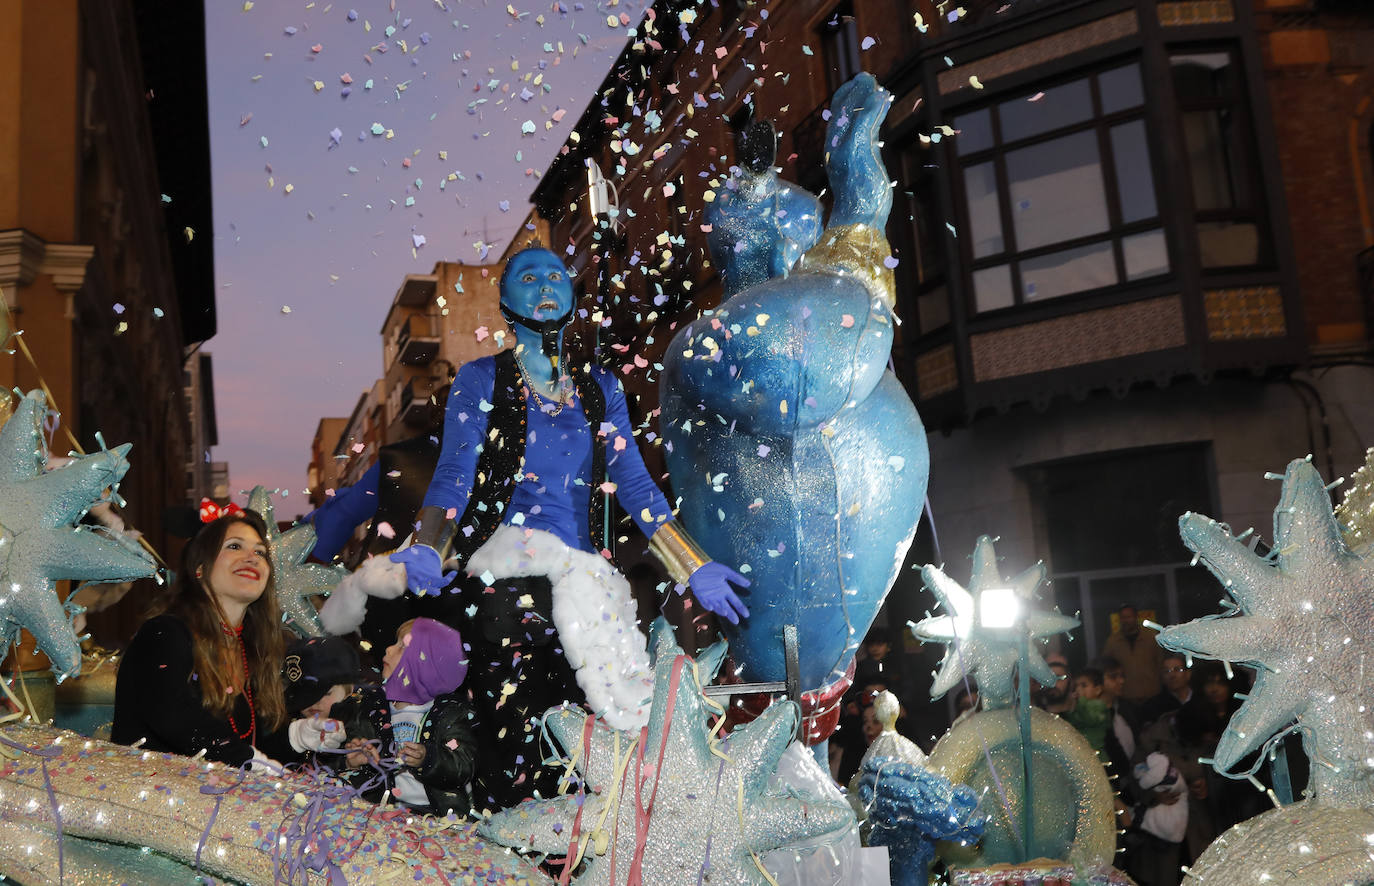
[514, 351, 571, 416]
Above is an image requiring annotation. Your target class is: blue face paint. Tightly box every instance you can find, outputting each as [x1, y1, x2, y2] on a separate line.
[500, 248, 574, 325]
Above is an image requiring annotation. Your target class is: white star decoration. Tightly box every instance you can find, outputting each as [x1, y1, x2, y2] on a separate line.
[0, 391, 157, 678]
[1159, 457, 1374, 807]
[246, 486, 345, 638]
[478, 621, 855, 885]
[912, 536, 1078, 709]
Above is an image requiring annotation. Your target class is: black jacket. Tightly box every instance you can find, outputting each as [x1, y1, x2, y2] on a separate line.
[112, 614, 297, 766]
[331, 685, 477, 817]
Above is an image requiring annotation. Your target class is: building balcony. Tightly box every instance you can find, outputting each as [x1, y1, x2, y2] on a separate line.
[399, 374, 444, 428]
[397, 313, 441, 366]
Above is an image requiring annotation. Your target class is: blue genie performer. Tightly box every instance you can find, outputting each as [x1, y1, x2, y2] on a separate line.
[660, 73, 930, 750]
[389, 245, 749, 811]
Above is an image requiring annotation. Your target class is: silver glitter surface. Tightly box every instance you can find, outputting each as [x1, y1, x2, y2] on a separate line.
[479, 629, 857, 885]
[0, 722, 549, 885]
[1182, 799, 1374, 885]
[925, 708, 1117, 870]
[1158, 458, 1374, 807]
[911, 536, 1078, 710]
[1336, 446, 1374, 553]
[0, 391, 158, 678]
[247, 485, 346, 638]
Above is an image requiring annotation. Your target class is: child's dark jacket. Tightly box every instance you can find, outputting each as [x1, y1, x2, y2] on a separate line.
[331, 685, 476, 817]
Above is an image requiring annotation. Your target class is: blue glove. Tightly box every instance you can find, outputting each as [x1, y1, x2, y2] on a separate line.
[687, 561, 750, 624]
[389, 545, 456, 597]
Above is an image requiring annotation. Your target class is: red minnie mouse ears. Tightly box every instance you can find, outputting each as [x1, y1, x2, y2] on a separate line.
[199, 498, 245, 523]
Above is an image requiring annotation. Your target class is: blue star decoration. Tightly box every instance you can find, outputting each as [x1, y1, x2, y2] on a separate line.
[911, 536, 1078, 709]
[478, 618, 855, 885]
[1159, 457, 1374, 807]
[0, 391, 157, 679]
[246, 486, 346, 638]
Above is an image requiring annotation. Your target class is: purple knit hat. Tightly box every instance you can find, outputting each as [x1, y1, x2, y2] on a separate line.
[384, 617, 468, 705]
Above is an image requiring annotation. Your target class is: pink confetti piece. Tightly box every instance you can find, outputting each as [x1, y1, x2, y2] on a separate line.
[841, 314, 855, 328]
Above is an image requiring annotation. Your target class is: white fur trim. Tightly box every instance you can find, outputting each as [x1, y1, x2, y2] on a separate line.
[467, 524, 653, 731]
[319, 554, 408, 635]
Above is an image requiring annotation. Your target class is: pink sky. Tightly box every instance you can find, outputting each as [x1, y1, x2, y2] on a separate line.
[205, 1, 646, 519]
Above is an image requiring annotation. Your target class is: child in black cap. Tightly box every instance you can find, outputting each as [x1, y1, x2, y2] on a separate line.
[282, 636, 369, 755]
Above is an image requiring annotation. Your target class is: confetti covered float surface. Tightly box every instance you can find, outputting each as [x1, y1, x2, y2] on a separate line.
[0, 723, 551, 886]
[1156, 457, 1374, 885]
[478, 622, 858, 885]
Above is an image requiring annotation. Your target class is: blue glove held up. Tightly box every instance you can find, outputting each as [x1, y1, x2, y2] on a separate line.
[687, 561, 751, 624]
[389, 545, 456, 597]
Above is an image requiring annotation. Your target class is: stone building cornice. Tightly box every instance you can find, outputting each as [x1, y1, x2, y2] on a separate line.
[0, 229, 96, 304]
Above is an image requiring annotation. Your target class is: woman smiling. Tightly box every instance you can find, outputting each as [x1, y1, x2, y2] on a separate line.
[112, 510, 299, 767]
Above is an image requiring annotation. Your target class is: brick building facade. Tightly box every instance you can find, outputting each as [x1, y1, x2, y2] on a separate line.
[525, 0, 1374, 729]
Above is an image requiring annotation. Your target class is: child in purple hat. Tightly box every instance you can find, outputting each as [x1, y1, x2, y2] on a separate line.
[331, 617, 478, 816]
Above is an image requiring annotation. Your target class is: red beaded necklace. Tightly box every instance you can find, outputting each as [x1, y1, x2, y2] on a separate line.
[222, 623, 256, 741]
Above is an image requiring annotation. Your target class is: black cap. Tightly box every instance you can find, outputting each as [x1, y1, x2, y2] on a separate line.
[282, 636, 367, 713]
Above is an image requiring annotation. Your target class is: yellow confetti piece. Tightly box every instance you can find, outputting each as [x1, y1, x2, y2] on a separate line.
[183, 227, 195, 243]
[970, 75, 984, 89]
[115, 321, 128, 335]
[283, 183, 294, 194]
[313, 80, 324, 92]
[242, 1, 253, 10]
[779, 400, 789, 415]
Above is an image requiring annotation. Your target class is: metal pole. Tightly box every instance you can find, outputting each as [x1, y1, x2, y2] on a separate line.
[1017, 629, 1035, 862]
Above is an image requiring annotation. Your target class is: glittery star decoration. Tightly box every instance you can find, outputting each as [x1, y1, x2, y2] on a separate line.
[1158, 457, 1374, 807]
[0, 391, 157, 678]
[1335, 445, 1374, 553]
[478, 619, 855, 885]
[912, 536, 1078, 709]
[246, 485, 345, 637]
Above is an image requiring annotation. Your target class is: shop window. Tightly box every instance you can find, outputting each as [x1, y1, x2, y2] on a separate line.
[1025, 444, 1217, 665]
[951, 61, 1170, 314]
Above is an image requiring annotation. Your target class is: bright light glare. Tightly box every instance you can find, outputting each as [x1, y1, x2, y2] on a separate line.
[978, 587, 1021, 629]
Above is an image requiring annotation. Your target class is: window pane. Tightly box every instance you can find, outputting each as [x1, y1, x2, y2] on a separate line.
[1111, 121, 1157, 223]
[917, 286, 950, 333]
[1171, 52, 1238, 100]
[1099, 63, 1144, 114]
[964, 162, 1004, 258]
[1021, 240, 1117, 301]
[1181, 110, 1245, 210]
[954, 107, 993, 156]
[1123, 228, 1169, 280]
[1006, 131, 1109, 251]
[999, 77, 1092, 142]
[973, 264, 1014, 312]
[1198, 221, 1261, 267]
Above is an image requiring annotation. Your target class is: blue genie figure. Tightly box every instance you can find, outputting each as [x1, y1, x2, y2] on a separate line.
[389, 245, 749, 811]
[660, 73, 930, 748]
